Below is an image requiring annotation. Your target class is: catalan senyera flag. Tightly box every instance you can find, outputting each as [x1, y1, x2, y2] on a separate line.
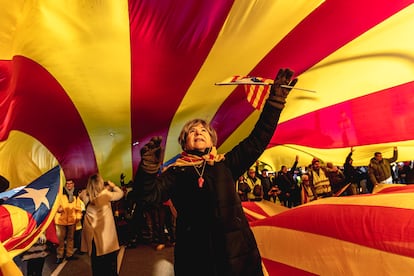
[250, 184, 414, 276]
[3, 1, 414, 192]
[242, 200, 288, 223]
[216, 76, 273, 110]
[0, 165, 62, 262]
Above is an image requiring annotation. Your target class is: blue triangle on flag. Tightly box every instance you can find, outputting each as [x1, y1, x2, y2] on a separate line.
[4, 165, 61, 226]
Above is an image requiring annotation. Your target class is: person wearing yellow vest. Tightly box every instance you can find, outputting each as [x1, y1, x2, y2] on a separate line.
[309, 158, 332, 198]
[54, 179, 83, 264]
[245, 167, 262, 201]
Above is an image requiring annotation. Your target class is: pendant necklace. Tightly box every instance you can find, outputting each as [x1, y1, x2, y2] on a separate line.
[190, 159, 207, 188]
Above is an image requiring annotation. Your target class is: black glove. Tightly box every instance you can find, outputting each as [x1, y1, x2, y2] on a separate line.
[140, 136, 163, 174]
[268, 68, 298, 109]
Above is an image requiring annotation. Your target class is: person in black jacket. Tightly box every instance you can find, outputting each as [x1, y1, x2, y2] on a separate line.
[275, 155, 300, 207]
[133, 68, 298, 276]
[255, 164, 272, 201]
[343, 147, 359, 195]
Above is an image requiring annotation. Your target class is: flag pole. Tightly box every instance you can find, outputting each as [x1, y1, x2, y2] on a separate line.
[215, 82, 316, 93]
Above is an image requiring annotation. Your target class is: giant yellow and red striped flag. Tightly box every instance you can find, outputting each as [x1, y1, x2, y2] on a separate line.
[242, 200, 288, 223]
[2, 1, 414, 189]
[250, 184, 414, 275]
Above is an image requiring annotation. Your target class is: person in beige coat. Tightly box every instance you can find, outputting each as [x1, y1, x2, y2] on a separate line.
[80, 174, 123, 276]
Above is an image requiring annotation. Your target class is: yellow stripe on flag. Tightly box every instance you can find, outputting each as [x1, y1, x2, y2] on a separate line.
[4, 205, 28, 240]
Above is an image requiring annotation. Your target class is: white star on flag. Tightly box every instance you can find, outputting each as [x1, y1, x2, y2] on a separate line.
[14, 188, 50, 210]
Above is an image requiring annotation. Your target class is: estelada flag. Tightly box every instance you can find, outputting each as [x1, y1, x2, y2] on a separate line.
[215, 76, 273, 110]
[0, 165, 62, 257]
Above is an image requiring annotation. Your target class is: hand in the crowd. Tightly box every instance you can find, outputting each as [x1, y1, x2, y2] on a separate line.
[38, 233, 47, 244]
[79, 189, 86, 197]
[394, 146, 398, 151]
[269, 68, 298, 109]
[106, 180, 116, 188]
[141, 136, 163, 173]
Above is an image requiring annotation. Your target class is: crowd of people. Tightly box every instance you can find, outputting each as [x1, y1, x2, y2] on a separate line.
[235, 146, 411, 207]
[31, 172, 173, 275]
[11, 146, 412, 276]
[5, 67, 414, 276]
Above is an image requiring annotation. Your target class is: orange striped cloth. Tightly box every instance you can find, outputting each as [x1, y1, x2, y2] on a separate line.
[250, 184, 414, 275]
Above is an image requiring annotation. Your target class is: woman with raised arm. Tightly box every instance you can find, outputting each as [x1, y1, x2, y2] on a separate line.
[80, 174, 123, 276]
[134, 68, 298, 276]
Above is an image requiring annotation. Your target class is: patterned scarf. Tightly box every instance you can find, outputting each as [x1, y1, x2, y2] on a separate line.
[64, 186, 74, 203]
[170, 147, 225, 167]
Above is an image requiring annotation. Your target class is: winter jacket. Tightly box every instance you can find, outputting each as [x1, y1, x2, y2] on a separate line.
[368, 150, 398, 185]
[134, 101, 283, 276]
[343, 152, 358, 185]
[54, 189, 83, 226]
[80, 186, 123, 256]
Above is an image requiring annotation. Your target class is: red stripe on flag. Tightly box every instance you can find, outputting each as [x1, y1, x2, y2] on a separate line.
[231, 75, 244, 82]
[45, 220, 59, 245]
[242, 201, 269, 217]
[4, 211, 37, 251]
[13, 213, 53, 250]
[0, 206, 13, 242]
[257, 85, 270, 109]
[253, 202, 414, 258]
[244, 79, 271, 110]
[262, 258, 318, 276]
[246, 84, 259, 108]
[376, 185, 414, 194]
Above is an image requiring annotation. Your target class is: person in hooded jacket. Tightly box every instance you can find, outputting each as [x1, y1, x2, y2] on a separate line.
[133, 68, 298, 276]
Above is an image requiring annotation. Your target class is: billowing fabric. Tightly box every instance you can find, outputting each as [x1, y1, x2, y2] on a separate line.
[241, 201, 288, 223]
[2, 1, 414, 190]
[2, 1, 414, 275]
[0, 166, 61, 256]
[0, 166, 62, 276]
[251, 184, 414, 275]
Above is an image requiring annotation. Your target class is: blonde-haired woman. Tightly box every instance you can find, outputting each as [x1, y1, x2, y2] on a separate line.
[80, 174, 123, 276]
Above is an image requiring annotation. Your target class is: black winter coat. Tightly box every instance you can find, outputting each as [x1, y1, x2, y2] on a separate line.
[134, 101, 281, 276]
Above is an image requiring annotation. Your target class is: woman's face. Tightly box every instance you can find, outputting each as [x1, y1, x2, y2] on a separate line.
[185, 123, 213, 152]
